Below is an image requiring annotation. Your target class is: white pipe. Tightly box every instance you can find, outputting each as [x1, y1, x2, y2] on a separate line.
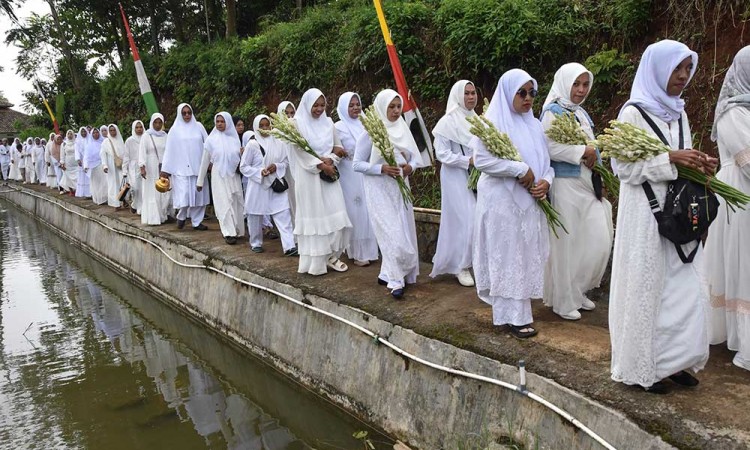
[0, 185, 617, 450]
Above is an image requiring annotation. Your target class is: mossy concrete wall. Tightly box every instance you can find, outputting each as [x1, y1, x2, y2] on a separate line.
[2, 186, 673, 450]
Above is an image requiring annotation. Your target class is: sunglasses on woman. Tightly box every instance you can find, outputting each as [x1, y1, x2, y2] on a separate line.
[516, 88, 538, 99]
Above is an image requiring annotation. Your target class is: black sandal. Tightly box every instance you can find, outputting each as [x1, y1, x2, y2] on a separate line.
[509, 324, 538, 339]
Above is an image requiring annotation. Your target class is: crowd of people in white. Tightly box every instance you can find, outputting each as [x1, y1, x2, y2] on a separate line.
[1, 40, 748, 394]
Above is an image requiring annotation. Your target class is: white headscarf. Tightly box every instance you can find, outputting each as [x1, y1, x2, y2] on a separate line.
[432, 80, 477, 146]
[619, 40, 698, 122]
[100, 125, 109, 138]
[84, 127, 105, 168]
[162, 103, 208, 176]
[471, 69, 550, 210]
[204, 111, 241, 177]
[373, 89, 424, 167]
[277, 101, 296, 116]
[107, 124, 126, 157]
[336, 92, 366, 141]
[543, 63, 593, 111]
[146, 113, 167, 137]
[130, 120, 145, 144]
[295, 88, 335, 156]
[242, 131, 255, 147]
[65, 129, 75, 143]
[711, 45, 750, 141]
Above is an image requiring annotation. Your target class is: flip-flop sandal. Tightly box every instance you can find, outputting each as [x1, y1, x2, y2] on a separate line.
[326, 258, 348, 272]
[509, 324, 538, 339]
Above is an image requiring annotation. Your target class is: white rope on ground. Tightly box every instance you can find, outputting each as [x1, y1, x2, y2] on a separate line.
[0, 183, 617, 450]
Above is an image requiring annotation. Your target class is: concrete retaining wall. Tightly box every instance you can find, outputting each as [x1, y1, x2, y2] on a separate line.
[1, 187, 673, 450]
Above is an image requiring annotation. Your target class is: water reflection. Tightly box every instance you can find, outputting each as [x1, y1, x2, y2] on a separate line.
[0, 201, 391, 450]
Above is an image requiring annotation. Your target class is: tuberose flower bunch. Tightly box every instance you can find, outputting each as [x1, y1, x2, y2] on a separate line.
[467, 108, 568, 238]
[269, 112, 318, 159]
[597, 120, 750, 210]
[545, 112, 619, 197]
[359, 105, 414, 206]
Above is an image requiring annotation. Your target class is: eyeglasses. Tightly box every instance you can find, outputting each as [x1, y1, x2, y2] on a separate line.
[182, 110, 193, 116]
[516, 88, 538, 99]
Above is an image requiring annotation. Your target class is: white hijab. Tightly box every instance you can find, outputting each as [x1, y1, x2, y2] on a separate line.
[619, 39, 698, 122]
[277, 101, 296, 116]
[471, 69, 550, 210]
[204, 111, 241, 177]
[129, 120, 144, 144]
[373, 89, 424, 168]
[146, 113, 167, 137]
[295, 88, 335, 156]
[336, 92, 366, 141]
[711, 45, 750, 141]
[84, 128, 105, 167]
[253, 114, 287, 187]
[107, 124, 126, 157]
[543, 63, 593, 111]
[162, 103, 208, 176]
[432, 80, 477, 146]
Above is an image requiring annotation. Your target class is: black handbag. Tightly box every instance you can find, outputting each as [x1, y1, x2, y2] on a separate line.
[319, 165, 340, 183]
[634, 105, 719, 264]
[257, 142, 289, 193]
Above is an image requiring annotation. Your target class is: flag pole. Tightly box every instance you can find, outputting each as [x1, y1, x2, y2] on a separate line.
[119, 3, 159, 116]
[33, 80, 60, 134]
[373, 0, 435, 166]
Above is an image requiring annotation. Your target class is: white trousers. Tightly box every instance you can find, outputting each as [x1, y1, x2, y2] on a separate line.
[177, 206, 206, 227]
[249, 209, 295, 251]
[1, 162, 8, 180]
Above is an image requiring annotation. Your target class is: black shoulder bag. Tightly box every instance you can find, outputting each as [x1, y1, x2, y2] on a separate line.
[633, 105, 719, 264]
[257, 142, 289, 193]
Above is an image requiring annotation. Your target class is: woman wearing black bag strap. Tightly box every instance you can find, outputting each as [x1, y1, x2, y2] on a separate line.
[609, 40, 718, 394]
[241, 115, 297, 256]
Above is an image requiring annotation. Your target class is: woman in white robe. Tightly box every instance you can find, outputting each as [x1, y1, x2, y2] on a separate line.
[334, 92, 379, 266]
[31, 138, 46, 184]
[161, 103, 210, 230]
[123, 120, 144, 213]
[705, 45, 750, 371]
[241, 114, 296, 254]
[288, 89, 352, 275]
[541, 63, 614, 320]
[470, 69, 554, 339]
[84, 127, 108, 205]
[60, 130, 79, 193]
[45, 134, 64, 191]
[430, 80, 479, 286]
[197, 112, 244, 243]
[101, 124, 125, 208]
[20, 138, 31, 183]
[8, 141, 21, 181]
[139, 113, 172, 225]
[75, 127, 91, 197]
[354, 89, 421, 298]
[277, 101, 297, 222]
[609, 40, 714, 393]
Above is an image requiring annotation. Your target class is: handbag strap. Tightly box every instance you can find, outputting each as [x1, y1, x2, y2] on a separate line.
[632, 104, 683, 149]
[635, 105, 697, 263]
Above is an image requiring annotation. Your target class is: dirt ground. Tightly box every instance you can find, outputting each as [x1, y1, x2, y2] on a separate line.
[17, 184, 750, 450]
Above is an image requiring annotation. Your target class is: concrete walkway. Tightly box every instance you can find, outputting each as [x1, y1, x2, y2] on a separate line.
[11, 183, 750, 449]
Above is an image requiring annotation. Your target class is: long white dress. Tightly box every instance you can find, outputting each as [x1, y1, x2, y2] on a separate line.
[139, 133, 172, 225]
[101, 139, 123, 207]
[123, 135, 143, 212]
[0, 144, 10, 180]
[44, 143, 62, 189]
[8, 145, 21, 180]
[609, 106, 709, 387]
[705, 107, 750, 370]
[354, 133, 419, 290]
[75, 134, 91, 197]
[84, 139, 107, 205]
[334, 120, 379, 262]
[289, 126, 352, 275]
[197, 116, 244, 239]
[32, 145, 46, 184]
[60, 139, 79, 191]
[241, 136, 295, 252]
[430, 136, 476, 277]
[541, 109, 613, 315]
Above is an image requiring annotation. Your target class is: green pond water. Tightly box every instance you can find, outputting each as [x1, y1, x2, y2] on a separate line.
[0, 199, 393, 450]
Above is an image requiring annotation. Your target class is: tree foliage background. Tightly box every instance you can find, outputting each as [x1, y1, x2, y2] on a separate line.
[2, 0, 749, 205]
